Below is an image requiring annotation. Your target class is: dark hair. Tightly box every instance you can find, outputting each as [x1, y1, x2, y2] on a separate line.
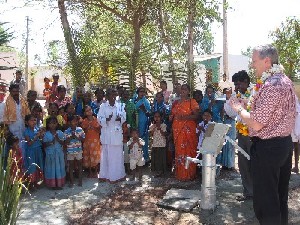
[44, 77, 50, 82]
[236, 70, 250, 84]
[232, 73, 239, 83]
[32, 104, 43, 112]
[67, 115, 79, 123]
[48, 102, 59, 110]
[27, 90, 37, 98]
[193, 90, 203, 96]
[181, 83, 191, 91]
[156, 91, 164, 98]
[46, 116, 58, 130]
[203, 109, 213, 117]
[136, 86, 146, 94]
[205, 85, 215, 93]
[106, 88, 117, 98]
[16, 70, 22, 74]
[25, 114, 35, 127]
[160, 80, 167, 86]
[64, 102, 74, 111]
[9, 83, 19, 91]
[7, 135, 19, 147]
[57, 85, 66, 93]
[94, 88, 104, 96]
[84, 105, 92, 112]
[153, 111, 162, 118]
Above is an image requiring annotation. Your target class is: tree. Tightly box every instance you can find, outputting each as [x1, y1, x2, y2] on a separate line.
[0, 22, 14, 51]
[270, 17, 300, 80]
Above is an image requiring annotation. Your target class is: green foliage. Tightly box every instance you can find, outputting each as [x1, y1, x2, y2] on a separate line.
[55, 0, 220, 91]
[0, 22, 13, 47]
[270, 17, 300, 81]
[0, 127, 23, 225]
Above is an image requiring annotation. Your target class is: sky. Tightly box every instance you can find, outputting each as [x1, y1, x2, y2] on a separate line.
[1, 0, 300, 66]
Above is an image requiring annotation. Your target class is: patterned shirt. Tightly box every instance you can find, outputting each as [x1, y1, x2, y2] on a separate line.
[54, 96, 72, 108]
[127, 137, 145, 159]
[249, 73, 296, 139]
[149, 123, 167, 147]
[64, 127, 85, 154]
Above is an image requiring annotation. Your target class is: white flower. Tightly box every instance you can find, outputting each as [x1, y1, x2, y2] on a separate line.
[261, 64, 284, 83]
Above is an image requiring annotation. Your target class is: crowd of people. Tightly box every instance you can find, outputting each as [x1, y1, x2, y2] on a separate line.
[1, 44, 299, 225]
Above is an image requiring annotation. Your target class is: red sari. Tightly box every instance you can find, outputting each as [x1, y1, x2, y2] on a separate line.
[172, 99, 199, 181]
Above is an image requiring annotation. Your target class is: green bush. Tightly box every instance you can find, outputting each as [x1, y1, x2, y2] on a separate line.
[0, 128, 23, 225]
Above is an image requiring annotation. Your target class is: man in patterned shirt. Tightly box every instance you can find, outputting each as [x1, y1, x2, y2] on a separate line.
[230, 44, 296, 225]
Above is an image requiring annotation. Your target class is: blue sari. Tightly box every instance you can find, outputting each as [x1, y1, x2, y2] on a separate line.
[200, 94, 224, 123]
[134, 96, 151, 161]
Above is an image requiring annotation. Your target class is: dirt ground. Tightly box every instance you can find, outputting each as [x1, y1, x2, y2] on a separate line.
[17, 165, 300, 225]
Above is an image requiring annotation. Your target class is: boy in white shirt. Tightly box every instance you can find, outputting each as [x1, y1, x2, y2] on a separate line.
[127, 129, 145, 181]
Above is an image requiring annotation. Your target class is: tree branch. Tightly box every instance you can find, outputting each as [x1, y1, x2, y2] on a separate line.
[83, 0, 132, 24]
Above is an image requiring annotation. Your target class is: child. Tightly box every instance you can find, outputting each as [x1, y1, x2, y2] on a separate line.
[122, 121, 130, 173]
[43, 77, 51, 106]
[81, 106, 101, 178]
[43, 116, 66, 189]
[24, 115, 44, 189]
[149, 111, 167, 176]
[64, 115, 85, 186]
[127, 129, 145, 181]
[196, 109, 213, 149]
[7, 135, 24, 183]
[27, 90, 42, 112]
[43, 102, 65, 129]
[31, 105, 43, 129]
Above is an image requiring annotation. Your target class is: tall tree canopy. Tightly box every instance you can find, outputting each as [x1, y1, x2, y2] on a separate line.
[270, 17, 300, 80]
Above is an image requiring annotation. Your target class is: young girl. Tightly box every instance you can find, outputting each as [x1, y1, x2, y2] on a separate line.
[64, 115, 85, 186]
[127, 129, 145, 181]
[43, 116, 66, 189]
[7, 135, 24, 183]
[82, 106, 101, 178]
[149, 112, 167, 176]
[43, 102, 65, 129]
[24, 115, 44, 189]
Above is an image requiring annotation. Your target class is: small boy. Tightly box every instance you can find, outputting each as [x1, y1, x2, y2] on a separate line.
[64, 115, 85, 186]
[127, 129, 145, 181]
[196, 109, 213, 149]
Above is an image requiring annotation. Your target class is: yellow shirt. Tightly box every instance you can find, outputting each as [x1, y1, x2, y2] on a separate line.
[43, 115, 65, 127]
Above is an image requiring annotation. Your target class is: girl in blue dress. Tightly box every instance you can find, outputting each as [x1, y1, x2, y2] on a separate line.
[24, 114, 44, 189]
[134, 87, 151, 162]
[43, 116, 66, 189]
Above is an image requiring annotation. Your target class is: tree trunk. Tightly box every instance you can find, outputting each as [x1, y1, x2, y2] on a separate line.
[130, 19, 141, 92]
[57, 0, 81, 87]
[158, 0, 176, 85]
[187, 0, 196, 93]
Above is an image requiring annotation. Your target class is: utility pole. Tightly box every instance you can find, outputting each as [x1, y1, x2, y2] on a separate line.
[223, 0, 229, 80]
[25, 16, 29, 93]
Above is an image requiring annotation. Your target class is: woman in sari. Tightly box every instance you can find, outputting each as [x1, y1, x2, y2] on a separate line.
[171, 84, 199, 181]
[200, 85, 223, 123]
[134, 87, 151, 162]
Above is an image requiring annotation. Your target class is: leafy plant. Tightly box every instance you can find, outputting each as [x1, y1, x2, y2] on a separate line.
[0, 126, 23, 225]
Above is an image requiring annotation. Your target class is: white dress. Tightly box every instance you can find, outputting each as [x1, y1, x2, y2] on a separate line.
[97, 101, 126, 181]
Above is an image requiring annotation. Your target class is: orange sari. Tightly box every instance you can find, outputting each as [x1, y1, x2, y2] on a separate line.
[172, 99, 199, 181]
[82, 117, 101, 168]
